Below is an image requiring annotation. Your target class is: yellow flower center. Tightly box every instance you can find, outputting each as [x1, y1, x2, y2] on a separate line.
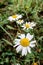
[12, 15, 17, 18]
[25, 23, 30, 28]
[33, 63, 38, 65]
[20, 38, 30, 47]
[19, 20, 22, 22]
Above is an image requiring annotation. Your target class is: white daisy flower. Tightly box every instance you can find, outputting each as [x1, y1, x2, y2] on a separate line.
[22, 22, 36, 30]
[8, 14, 22, 21]
[16, 20, 24, 24]
[13, 33, 36, 56]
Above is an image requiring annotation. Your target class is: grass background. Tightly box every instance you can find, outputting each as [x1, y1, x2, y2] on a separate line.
[0, 0, 43, 65]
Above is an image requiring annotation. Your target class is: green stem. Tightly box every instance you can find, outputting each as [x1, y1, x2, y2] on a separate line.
[0, 25, 13, 40]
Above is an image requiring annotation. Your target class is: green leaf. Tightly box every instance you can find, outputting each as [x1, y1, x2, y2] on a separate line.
[6, 25, 14, 30]
[0, 25, 13, 40]
[2, 38, 12, 46]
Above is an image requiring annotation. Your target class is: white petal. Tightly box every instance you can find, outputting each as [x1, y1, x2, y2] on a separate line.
[30, 44, 35, 47]
[22, 47, 27, 56]
[13, 39, 20, 47]
[30, 40, 36, 44]
[13, 43, 20, 47]
[14, 39, 20, 44]
[16, 15, 22, 19]
[30, 42, 35, 47]
[27, 47, 31, 53]
[27, 28, 29, 30]
[21, 26, 24, 27]
[30, 40, 36, 47]
[18, 15, 22, 18]
[16, 20, 24, 24]
[21, 24, 25, 27]
[30, 22, 36, 27]
[29, 27, 33, 29]
[16, 45, 22, 53]
[8, 16, 13, 21]
[28, 22, 31, 24]
[24, 49, 27, 56]
[19, 34, 25, 39]
[16, 63, 20, 65]
[26, 33, 33, 40]
[23, 27, 26, 30]
[16, 21, 20, 24]
[12, 18, 16, 20]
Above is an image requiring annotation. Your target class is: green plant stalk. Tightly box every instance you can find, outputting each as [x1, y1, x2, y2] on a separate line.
[2, 38, 12, 46]
[0, 25, 13, 40]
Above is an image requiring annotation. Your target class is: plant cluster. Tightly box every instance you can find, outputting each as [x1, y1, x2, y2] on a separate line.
[0, 0, 43, 65]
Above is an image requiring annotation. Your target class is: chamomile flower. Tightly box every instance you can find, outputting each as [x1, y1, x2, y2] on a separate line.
[16, 20, 24, 24]
[8, 14, 22, 21]
[32, 62, 38, 65]
[13, 33, 36, 56]
[22, 22, 36, 30]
